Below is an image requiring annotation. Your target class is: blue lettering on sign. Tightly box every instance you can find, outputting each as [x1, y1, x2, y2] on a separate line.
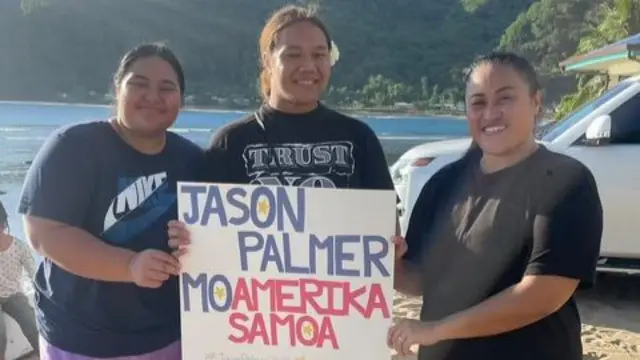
[182, 273, 233, 312]
[237, 231, 389, 278]
[179, 183, 392, 291]
[180, 185, 306, 232]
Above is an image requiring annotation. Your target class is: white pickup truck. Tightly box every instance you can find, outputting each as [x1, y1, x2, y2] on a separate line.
[391, 74, 640, 275]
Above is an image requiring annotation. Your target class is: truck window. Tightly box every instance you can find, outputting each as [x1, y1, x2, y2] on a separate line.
[609, 92, 640, 144]
[540, 81, 633, 143]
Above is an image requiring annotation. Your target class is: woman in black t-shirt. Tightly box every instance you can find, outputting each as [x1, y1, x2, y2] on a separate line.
[168, 5, 401, 247]
[387, 52, 603, 360]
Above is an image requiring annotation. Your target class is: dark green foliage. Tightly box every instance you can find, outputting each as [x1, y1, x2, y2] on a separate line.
[1, 0, 532, 109]
[7, 0, 640, 115]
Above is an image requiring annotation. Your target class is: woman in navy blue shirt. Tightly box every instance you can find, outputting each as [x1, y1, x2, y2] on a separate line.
[19, 43, 203, 360]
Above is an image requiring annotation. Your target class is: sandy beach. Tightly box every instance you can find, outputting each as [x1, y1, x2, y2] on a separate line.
[391, 275, 640, 360]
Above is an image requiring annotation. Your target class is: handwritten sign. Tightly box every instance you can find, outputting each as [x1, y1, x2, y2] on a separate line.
[178, 183, 397, 360]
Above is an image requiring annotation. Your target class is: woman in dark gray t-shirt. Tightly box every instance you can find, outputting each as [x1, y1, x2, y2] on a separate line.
[388, 52, 603, 360]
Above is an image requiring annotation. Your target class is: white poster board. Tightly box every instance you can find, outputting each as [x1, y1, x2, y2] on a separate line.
[177, 183, 397, 360]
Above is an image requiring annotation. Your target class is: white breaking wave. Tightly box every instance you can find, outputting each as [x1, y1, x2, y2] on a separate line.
[0, 127, 30, 132]
[168, 127, 213, 133]
[4, 136, 48, 141]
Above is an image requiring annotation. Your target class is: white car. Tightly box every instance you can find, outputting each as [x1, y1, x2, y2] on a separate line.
[392, 74, 640, 275]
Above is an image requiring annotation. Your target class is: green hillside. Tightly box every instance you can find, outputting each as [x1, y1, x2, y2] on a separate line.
[3, 0, 640, 113]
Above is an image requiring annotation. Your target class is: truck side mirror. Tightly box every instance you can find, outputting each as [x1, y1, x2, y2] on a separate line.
[584, 114, 612, 146]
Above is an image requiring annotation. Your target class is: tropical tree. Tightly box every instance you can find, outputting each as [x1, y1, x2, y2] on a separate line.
[555, 0, 640, 119]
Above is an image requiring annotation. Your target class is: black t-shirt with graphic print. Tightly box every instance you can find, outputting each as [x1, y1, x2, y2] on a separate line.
[203, 103, 395, 192]
[402, 146, 603, 360]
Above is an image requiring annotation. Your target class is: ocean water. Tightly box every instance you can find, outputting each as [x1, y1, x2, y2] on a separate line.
[0, 102, 469, 243]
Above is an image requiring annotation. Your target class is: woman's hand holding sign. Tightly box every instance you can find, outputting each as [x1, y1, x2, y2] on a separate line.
[387, 319, 445, 356]
[387, 234, 446, 354]
[168, 220, 190, 258]
[392, 235, 407, 260]
[129, 249, 181, 288]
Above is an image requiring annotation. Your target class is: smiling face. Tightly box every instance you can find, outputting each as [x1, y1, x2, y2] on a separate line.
[465, 62, 541, 157]
[266, 21, 332, 109]
[115, 56, 182, 136]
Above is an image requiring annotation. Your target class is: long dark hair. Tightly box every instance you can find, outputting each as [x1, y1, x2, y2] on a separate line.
[258, 4, 333, 101]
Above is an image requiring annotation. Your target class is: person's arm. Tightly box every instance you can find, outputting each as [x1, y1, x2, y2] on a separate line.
[24, 216, 135, 281]
[393, 167, 447, 296]
[431, 166, 603, 341]
[394, 207, 425, 297]
[19, 129, 135, 282]
[16, 239, 36, 279]
[394, 200, 425, 296]
[394, 258, 423, 297]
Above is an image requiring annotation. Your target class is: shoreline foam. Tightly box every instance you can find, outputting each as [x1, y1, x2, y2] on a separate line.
[0, 100, 465, 120]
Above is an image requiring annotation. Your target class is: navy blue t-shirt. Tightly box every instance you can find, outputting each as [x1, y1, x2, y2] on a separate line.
[18, 121, 204, 357]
